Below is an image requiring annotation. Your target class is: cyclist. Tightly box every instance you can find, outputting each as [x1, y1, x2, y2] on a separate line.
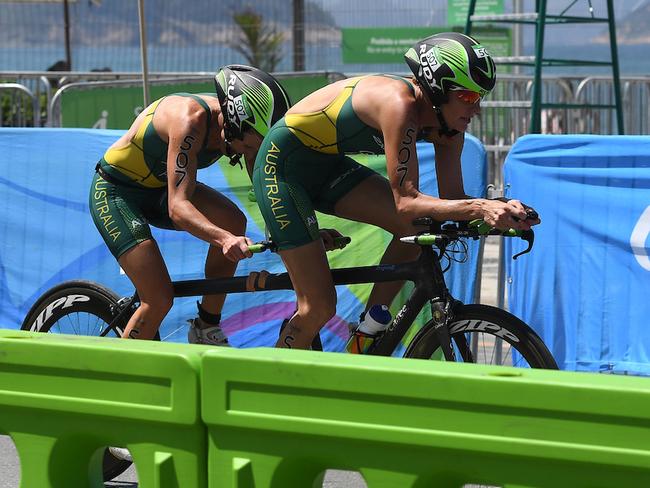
[90, 64, 290, 344]
[253, 32, 541, 350]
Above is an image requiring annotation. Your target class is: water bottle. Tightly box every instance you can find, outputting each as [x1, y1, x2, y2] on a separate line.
[345, 304, 392, 354]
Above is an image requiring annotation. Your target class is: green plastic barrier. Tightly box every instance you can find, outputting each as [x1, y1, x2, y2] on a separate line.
[0, 329, 209, 488]
[201, 348, 650, 488]
[59, 73, 338, 129]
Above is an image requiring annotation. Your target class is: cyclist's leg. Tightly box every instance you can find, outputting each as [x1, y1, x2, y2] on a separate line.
[253, 124, 335, 349]
[118, 240, 174, 339]
[329, 170, 420, 308]
[190, 183, 247, 315]
[181, 183, 247, 344]
[276, 241, 337, 349]
[89, 172, 174, 340]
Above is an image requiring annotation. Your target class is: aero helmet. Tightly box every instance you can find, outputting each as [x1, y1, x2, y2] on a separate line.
[404, 32, 496, 107]
[215, 64, 291, 141]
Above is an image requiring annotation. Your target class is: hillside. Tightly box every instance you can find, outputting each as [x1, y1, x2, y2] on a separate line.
[0, 0, 337, 47]
[2, 0, 648, 48]
[593, 1, 650, 45]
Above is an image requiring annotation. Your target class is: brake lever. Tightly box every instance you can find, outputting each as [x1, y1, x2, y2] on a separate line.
[512, 229, 534, 260]
[469, 220, 535, 259]
[505, 206, 537, 259]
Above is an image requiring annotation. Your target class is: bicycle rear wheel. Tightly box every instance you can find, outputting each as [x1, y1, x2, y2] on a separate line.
[403, 304, 558, 369]
[21, 280, 133, 480]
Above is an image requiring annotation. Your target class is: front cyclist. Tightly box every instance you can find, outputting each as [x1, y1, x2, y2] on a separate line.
[253, 32, 541, 350]
[90, 64, 290, 344]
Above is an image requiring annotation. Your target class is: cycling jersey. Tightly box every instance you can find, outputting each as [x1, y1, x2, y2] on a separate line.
[253, 75, 410, 250]
[98, 93, 222, 189]
[90, 93, 222, 258]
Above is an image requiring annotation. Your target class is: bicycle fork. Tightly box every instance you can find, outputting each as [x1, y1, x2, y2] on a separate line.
[101, 294, 139, 337]
[429, 298, 457, 361]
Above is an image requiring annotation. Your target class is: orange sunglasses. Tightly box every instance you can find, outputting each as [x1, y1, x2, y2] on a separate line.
[452, 89, 482, 104]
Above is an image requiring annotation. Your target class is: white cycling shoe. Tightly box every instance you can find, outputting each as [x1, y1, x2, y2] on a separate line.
[187, 318, 230, 346]
[108, 446, 133, 462]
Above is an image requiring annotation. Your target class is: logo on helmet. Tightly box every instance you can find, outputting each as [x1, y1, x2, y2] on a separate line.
[473, 46, 489, 58]
[418, 44, 442, 91]
[226, 74, 249, 126]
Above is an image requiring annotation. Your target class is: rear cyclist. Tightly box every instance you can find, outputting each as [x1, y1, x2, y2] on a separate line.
[253, 32, 541, 350]
[90, 64, 290, 344]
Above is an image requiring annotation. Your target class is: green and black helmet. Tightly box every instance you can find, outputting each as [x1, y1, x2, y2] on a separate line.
[215, 64, 291, 141]
[404, 32, 496, 108]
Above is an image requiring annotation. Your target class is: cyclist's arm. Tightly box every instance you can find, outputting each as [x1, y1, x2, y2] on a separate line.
[432, 132, 466, 199]
[379, 100, 533, 229]
[163, 100, 251, 260]
[378, 99, 477, 222]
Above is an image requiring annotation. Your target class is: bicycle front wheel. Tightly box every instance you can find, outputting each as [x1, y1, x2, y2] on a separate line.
[403, 304, 558, 369]
[21, 280, 126, 338]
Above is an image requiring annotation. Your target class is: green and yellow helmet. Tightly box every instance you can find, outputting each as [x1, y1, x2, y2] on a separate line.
[215, 64, 291, 141]
[404, 32, 496, 107]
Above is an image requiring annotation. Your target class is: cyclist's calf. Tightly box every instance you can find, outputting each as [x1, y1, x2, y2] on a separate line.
[123, 278, 173, 340]
[277, 291, 336, 349]
[298, 295, 337, 330]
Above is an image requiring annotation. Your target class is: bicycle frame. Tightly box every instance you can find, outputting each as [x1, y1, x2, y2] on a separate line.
[102, 244, 454, 358]
[101, 219, 534, 359]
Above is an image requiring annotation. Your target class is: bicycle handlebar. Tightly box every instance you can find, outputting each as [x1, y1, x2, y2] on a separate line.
[404, 217, 535, 260]
[249, 236, 352, 254]
[249, 216, 535, 259]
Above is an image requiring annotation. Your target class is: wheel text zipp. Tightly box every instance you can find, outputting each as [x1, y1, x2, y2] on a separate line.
[449, 319, 520, 343]
[30, 294, 91, 331]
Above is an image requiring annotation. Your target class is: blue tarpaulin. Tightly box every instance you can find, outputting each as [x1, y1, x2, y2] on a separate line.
[504, 135, 650, 374]
[0, 128, 486, 351]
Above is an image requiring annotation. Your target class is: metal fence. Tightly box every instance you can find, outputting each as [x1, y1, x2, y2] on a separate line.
[0, 83, 39, 127]
[2, 71, 650, 173]
[466, 74, 650, 184]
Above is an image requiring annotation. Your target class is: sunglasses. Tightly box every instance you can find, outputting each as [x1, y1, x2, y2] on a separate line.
[452, 89, 482, 104]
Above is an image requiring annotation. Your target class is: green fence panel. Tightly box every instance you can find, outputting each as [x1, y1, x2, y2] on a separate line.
[0, 329, 208, 488]
[60, 82, 213, 129]
[201, 348, 650, 488]
[277, 73, 337, 106]
[59, 74, 338, 129]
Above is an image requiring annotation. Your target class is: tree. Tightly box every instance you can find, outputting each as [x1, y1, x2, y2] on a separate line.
[231, 7, 284, 72]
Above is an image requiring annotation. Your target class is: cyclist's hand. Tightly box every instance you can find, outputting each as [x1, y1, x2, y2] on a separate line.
[221, 235, 253, 262]
[319, 228, 343, 251]
[483, 199, 539, 231]
[505, 200, 541, 229]
[518, 202, 541, 227]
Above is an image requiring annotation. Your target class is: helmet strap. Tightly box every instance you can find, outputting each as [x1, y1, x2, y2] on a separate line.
[228, 154, 243, 169]
[434, 106, 459, 138]
[224, 140, 243, 169]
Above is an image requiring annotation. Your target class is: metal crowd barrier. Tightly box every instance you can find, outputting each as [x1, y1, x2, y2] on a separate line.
[0, 83, 39, 127]
[3, 70, 628, 178]
[0, 70, 345, 129]
[3, 71, 650, 138]
[48, 75, 214, 128]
